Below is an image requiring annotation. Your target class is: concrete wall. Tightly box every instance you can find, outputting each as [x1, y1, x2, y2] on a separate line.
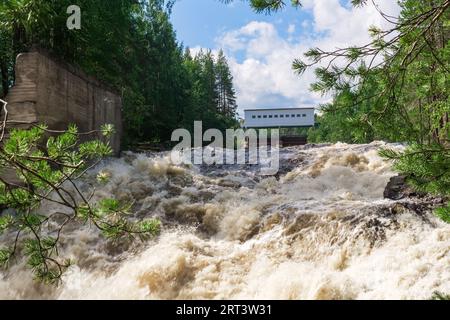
[4, 50, 122, 154]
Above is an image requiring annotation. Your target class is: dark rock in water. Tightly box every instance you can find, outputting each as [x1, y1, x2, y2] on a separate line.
[384, 175, 406, 200]
[217, 178, 242, 189]
[384, 175, 418, 200]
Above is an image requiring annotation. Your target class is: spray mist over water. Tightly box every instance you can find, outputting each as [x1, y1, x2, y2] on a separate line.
[0, 142, 448, 299]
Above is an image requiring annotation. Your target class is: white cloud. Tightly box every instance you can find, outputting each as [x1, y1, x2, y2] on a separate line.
[301, 20, 310, 30]
[287, 24, 296, 34]
[188, 46, 220, 58]
[215, 0, 401, 115]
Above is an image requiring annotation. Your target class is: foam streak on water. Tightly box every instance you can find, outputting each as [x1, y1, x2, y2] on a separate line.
[0, 142, 449, 300]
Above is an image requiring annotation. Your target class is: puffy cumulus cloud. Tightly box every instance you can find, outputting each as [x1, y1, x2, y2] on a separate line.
[216, 0, 401, 115]
[188, 46, 220, 58]
[218, 21, 321, 113]
[301, 0, 400, 50]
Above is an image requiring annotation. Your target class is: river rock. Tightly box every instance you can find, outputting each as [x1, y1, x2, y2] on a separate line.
[217, 178, 242, 188]
[128, 181, 154, 200]
[383, 175, 421, 200]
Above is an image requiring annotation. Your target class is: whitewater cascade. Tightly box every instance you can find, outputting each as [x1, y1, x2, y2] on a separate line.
[0, 142, 449, 299]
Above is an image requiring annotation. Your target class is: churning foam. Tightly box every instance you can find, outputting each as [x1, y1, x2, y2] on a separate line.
[0, 142, 448, 299]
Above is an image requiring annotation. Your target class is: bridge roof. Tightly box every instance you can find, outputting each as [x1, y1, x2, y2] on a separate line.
[244, 107, 315, 112]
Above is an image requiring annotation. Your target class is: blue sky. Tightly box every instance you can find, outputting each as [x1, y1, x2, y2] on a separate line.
[172, 0, 313, 61]
[170, 0, 400, 115]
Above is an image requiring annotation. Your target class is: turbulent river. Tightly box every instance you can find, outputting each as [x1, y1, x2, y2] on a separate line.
[0, 142, 449, 299]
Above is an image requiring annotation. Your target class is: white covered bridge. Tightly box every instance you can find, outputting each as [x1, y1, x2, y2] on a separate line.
[244, 107, 315, 129]
[243, 108, 315, 146]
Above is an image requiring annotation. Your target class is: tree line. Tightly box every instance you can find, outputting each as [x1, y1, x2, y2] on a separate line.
[0, 0, 239, 147]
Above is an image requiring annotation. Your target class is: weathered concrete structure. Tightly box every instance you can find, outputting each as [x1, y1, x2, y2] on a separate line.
[4, 50, 122, 154]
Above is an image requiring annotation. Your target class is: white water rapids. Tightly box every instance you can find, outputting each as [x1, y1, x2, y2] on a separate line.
[0, 142, 449, 299]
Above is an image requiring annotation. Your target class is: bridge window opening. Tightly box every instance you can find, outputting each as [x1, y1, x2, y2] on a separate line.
[274, 115, 278, 118]
[292, 114, 296, 118]
[302, 114, 306, 117]
[296, 114, 301, 117]
[258, 115, 262, 118]
[269, 115, 273, 118]
[263, 115, 267, 118]
[252, 115, 256, 119]
[280, 115, 284, 118]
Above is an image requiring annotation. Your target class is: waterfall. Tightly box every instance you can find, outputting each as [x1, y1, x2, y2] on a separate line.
[1, 142, 448, 299]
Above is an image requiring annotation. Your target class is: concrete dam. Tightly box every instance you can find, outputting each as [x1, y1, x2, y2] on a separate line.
[2, 50, 122, 155]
